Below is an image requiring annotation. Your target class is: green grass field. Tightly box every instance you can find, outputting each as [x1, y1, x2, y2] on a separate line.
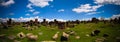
[0, 22, 120, 42]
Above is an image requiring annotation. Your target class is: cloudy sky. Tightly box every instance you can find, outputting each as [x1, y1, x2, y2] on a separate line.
[0, 0, 120, 21]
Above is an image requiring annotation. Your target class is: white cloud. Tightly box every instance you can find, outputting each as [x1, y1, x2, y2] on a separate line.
[94, 0, 120, 5]
[27, 3, 32, 9]
[1, 0, 15, 6]
[33, 11, 40, 15]
[17, 16, 43, 22]
[28, 9, 35, 12]
[0, 18, 9, 22]
[57, 19, 66, 22]
[86, 12, 101, 15]
[45, 18, 66, 22]
[29, 0, 53, 8]
[45, 18, 54, 22]
[72, 4, 102, 13]
[25, 13, 30, 16]
[111, 14, 120, 19]
[80, 18, 92, 21]
[104, 18, 110, 20]
[98, 17, 110, 20]
[0, 16, 66, 22]
[58, 9, 65, 12]
[27, 10, 40, 15]
[26, 0, 53, 16]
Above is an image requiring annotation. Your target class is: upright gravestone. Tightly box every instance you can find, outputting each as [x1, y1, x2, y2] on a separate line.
[54, 19, 58, 26]
[7, 18, 12, 25]
[58, 22, 65, 29]
[41, 19, 48, 26]
[65, 21, 75, 28]
[34, 19, 39, 26]
[29, 20, 33, 26]
[75, 20, 80, 24]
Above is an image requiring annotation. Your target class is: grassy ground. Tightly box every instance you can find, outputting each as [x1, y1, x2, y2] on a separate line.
[0, 22, 120, 42]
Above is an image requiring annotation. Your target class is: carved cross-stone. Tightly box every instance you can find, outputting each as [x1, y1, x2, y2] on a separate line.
[58, 22, 65, 29]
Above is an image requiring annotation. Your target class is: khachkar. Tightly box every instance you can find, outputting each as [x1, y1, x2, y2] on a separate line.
[65, 21, 75, 28]
[29, 20, 34, 26]
[7, 18, 12, 25]
[34, 19, 39, 26]
[27, 19, 40, 26]
[58, 22, 66, 29]
[48, 19, 58, 27]
[41, 19, 48, 26]
[7, 18, 15, 27]
[54, 19, 58, 26]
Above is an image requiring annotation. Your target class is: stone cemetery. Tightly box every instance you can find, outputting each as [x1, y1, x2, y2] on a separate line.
[0, 18, 120, 42]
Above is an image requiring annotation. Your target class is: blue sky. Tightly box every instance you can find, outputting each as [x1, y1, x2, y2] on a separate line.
[0, 0, 120, 21]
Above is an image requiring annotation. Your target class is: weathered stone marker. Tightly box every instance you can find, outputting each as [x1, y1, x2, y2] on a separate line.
[58, 22, 65, 29]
